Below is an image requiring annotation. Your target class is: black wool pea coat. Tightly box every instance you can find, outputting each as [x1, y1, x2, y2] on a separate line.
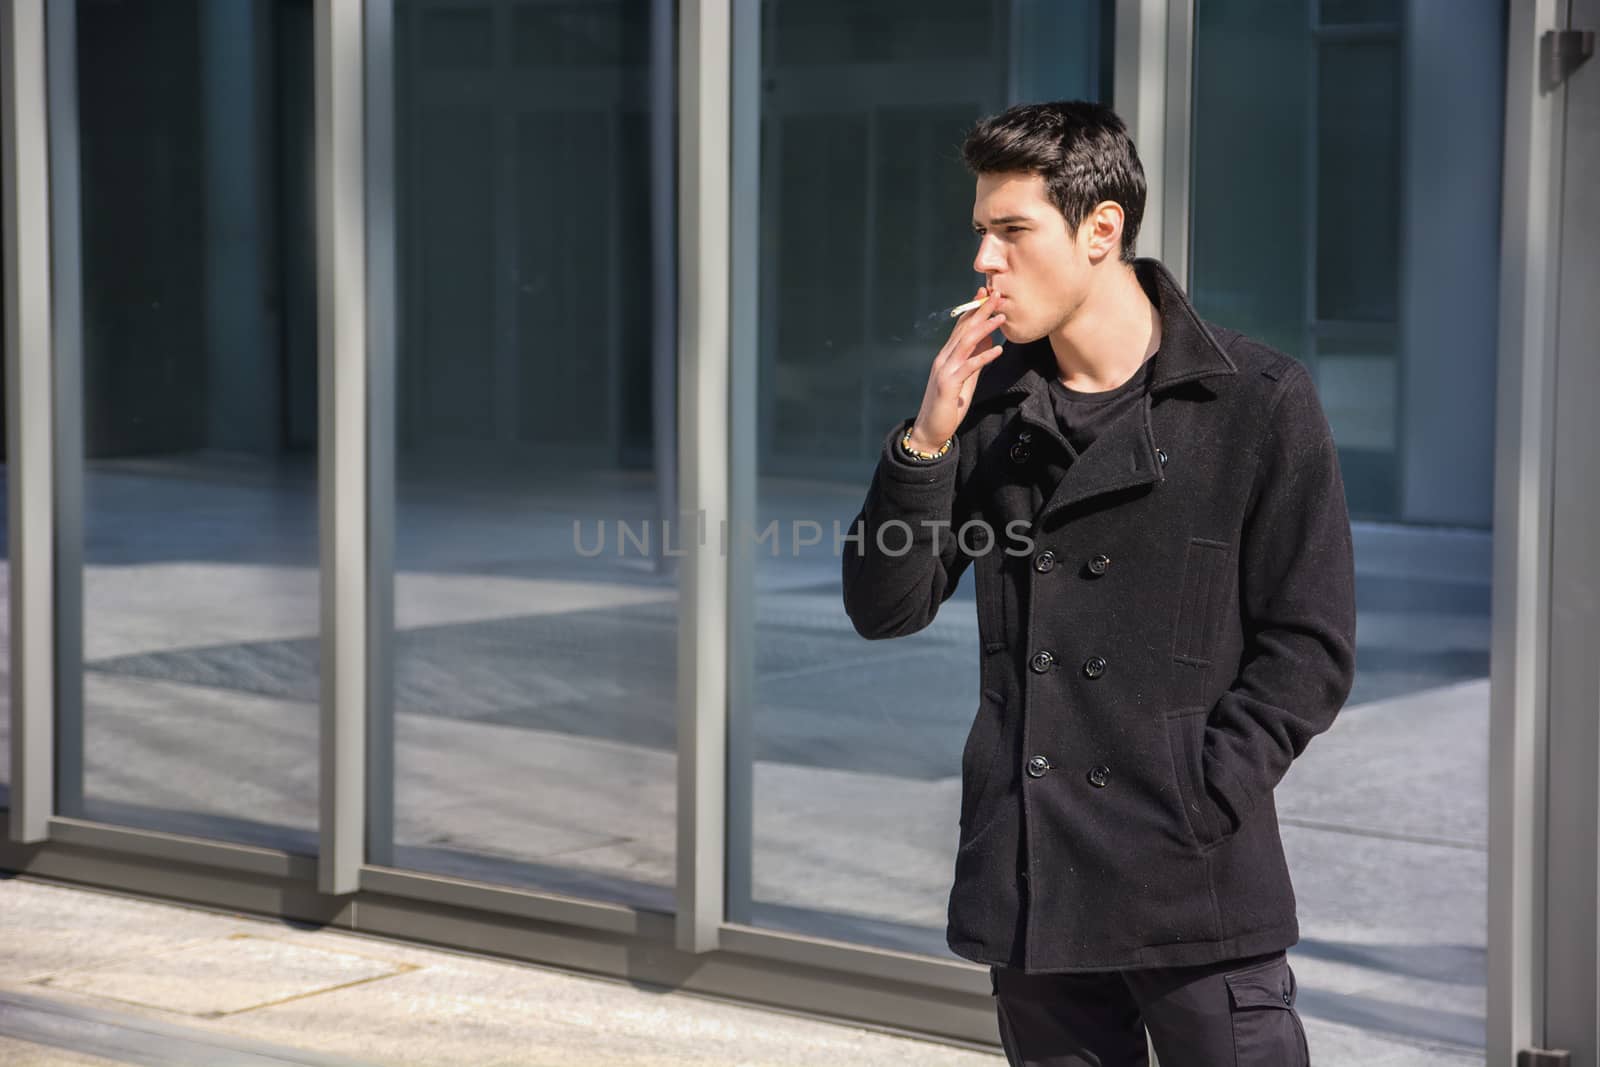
[841, 257, 1357, 972]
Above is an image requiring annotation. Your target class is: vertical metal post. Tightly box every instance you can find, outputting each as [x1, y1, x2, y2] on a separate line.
[1160, 0, 1194, 287]
[723, 0, 761, 927]
[315, 0, 368, 896]
[650, 0, 678, 579]
[45, 0, 82, 822]
[1488, 0, 1566, 1061]
[1113, 0, 1169, 266]
[1, 0, 55, 841]
[364, 0, 396, 871]
[675, 0, 732, 954]
[1117, 15, 1178, 1061]
[1530, 0, 1600, 1059]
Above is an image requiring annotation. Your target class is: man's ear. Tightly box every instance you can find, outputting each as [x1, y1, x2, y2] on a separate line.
[1084, 201, 1123, 264]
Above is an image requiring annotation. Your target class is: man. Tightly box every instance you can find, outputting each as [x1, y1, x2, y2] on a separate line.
[840, 100, 1355, 1065]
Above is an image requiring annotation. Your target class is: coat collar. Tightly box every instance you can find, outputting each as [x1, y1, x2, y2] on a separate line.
[973, 256, 1237, 415]
[972, 257, 1235, 526]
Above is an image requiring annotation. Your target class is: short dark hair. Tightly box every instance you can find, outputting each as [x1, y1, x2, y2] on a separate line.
[961, 101, 1146, 264]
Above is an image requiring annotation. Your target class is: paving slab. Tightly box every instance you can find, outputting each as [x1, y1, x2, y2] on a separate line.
[0, 879, 996, 1067]
[0, 1034, 125, 1067]
[37, 935, 414, 1018]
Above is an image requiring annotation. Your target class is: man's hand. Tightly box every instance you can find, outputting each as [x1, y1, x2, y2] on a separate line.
[907, 286, 1007, 452]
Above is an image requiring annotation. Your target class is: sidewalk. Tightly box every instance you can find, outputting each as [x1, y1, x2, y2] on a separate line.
[0, 877, 998, 1067]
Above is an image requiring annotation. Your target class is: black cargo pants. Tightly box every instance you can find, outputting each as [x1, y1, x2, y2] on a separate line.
[989, 949, 1310, 1066]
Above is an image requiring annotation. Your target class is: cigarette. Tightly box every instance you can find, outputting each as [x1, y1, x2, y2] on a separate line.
[947, 297, 986, 318]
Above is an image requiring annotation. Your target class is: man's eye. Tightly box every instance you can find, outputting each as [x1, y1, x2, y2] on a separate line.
[1006, 226, 1025, 234]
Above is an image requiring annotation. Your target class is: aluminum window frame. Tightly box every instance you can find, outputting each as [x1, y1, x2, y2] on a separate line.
[1487, 1, 1570, 1060]
[1, 0, 55, 844]
[675, 0, 732, 958]
[315, 0, 369, 898]
[1115, 0, 1195, 277]
[46, 0, 85, 826]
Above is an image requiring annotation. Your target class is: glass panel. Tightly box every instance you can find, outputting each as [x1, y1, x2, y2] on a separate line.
[1189, 2, 1312, 357]
[67, 0, 318, 851]
[383, 0, 677, 911]
[1316, 40, 1400, 324]
[1316, 327, 1399, 516]
[1193, 0, 1504, 1059]
[1318, 0, 1401, 26]
[1191, 3, 1406, 519]
[737, 0, 1112, 955]
[772, 0, 992, 65]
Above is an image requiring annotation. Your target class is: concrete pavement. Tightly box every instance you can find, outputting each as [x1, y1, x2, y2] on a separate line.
[0, 875, 1486, 1066]
[0, 877, 997, 1066]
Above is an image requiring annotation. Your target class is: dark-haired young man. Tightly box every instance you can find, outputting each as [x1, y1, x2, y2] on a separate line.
[840, 100, 1355, 1065]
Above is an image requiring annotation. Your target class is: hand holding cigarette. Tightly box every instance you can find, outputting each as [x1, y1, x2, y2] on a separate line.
[906, 285, 1007, 455]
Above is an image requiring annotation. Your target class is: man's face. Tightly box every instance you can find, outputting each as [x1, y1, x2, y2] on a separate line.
[970, 171, 1093, 344]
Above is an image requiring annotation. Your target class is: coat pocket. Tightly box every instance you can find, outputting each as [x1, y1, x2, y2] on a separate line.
[959, 689, 1007, 836]
[1173, 537, 1231, 662]
[1223, 955, 1309, 1066]
[1164, 705, 1235, 849]
[977, 552, 1010, 655]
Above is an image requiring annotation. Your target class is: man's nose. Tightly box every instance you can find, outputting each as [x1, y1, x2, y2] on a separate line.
[973, 235, 1005, 275]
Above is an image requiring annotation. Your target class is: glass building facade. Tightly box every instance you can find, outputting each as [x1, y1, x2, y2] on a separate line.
[2, 0, 1596, 1063]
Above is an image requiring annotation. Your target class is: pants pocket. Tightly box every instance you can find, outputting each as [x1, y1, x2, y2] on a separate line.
[1224, 955, 1310, 1065]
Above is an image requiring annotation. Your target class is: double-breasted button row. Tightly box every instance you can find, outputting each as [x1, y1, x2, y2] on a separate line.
[1026, 758, 1111, 787]
[1033, 551, 1111, 576]
[1030, 650, 1107, 677]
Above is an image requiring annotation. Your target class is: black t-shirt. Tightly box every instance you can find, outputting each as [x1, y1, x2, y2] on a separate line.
[1047, 355, 1153, 458]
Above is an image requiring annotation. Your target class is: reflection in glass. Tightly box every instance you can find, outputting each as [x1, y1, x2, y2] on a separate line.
[380, 0, 678, 911]
[64, 0, 319, 850]
[737, 0, 1113, 955]
[1191, 0, 1502, 1056]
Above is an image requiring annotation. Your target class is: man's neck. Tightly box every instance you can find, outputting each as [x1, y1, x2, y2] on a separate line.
[1045, 263, 1162, 392]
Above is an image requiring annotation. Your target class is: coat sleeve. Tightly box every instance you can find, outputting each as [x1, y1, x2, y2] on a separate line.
[1202, 363, 1358, 831]
[841, 416, 977, 640]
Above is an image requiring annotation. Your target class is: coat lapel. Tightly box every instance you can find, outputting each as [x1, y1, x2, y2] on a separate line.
[971, 257, 1240, 526]
[1034, 395, 1163, 523]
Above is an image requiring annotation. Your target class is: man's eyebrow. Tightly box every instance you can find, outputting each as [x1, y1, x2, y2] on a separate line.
[972, 215, 1032, 228]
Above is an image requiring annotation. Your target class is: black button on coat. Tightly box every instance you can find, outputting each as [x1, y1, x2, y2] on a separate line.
[841, 257, 1357, 973]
